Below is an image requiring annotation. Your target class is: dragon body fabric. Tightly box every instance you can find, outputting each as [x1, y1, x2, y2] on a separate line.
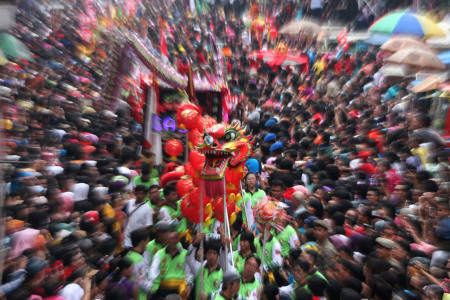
[166, 103, 254, 224]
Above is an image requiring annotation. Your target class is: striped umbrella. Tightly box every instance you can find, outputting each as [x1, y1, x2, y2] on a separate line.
[369, 11, 445, 39]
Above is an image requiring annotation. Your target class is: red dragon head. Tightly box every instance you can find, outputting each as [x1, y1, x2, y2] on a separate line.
[196, 123, 254, 198]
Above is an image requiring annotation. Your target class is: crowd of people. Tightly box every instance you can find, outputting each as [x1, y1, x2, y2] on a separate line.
[1, 0, 450, 300]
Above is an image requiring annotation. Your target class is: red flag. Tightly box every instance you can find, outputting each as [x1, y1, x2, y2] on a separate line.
[187, 61, 200, 107]
[337, 28, 349, 51]
[159, 21, 169, 58]
[152, 68, 165, 114]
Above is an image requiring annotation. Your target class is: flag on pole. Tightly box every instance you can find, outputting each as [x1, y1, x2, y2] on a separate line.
[187, 61, 200, 107]
[159, 19, 169, 59]
[337, 28, 349, 51]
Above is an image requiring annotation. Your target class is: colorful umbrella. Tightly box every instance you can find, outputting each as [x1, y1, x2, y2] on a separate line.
[0, 33, 35, 62]
[364, 33, 391, 45]
[387, 47, 446, 70]
[0, 50, 8, 66]
[369, 11, 445, 38]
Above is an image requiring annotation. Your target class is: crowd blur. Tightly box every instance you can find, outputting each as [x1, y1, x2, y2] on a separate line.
[1, 0, 450, 300]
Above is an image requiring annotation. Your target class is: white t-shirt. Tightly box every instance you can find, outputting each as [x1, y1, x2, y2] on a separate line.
[124, 199, 154, 248]
[71, 183, 90, 202]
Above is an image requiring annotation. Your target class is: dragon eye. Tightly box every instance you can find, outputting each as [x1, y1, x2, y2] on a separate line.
[204, 135, 214, 145]
[224, 131, 237, 141]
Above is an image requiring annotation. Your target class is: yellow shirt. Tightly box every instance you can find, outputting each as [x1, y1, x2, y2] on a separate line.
[313, 60, 325, 75]
[412, 147, 427, 166]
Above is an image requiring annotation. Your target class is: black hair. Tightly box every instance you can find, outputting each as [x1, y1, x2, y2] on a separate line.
[94, 270, 108, 286]
[149, 184, 160, 191]
[204, 239, 222, 254]
[262, 283, 279, 299]
[163, 184, 177, 197]
[130, 228, 149, 247]
[324, 280, 343, 300]
[337, 246, 353, 258]
[331, 212, 345, 227]
[423, 179, 439, 193]
[305, 249, 319, 263]
[367, 186, 380, 196]
[289, 249, 302, 260]
[295, 289, 313, 300]
[245, 254, 261, 267]
[111, 257, 132, 282]
[271, 179, 284, 188]
[244, 172, 258, 181]
[285, 149, 298, 160]
[340, 287, 361, 300]
[293, 259, 310, 273]
[336, 258, 353, 274]
[372, 279, 393, 300]
[343, 277, 362, 294]
[240, 230, 257, 253]
[308, 275, 328, 296]
[134, 185, 148, 194]
[307, 199, 324, 219]
[141, 163, 150, 175]
[249, 98, 258, 107]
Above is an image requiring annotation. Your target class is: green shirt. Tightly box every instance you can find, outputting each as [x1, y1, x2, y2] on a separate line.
[133, 173, 158, 202]
[275, 225, 297, 257]
[238, 277, 260, 299]
[232, 251, 248, 274]
[255, 236, 281, 269]
[240, 189, 265, 223]
[124, 250, 147, 300]
[160, 200, 187, 233]
[151, 246, 189, 293]
[232, 234, 241, 252]
[195, 265, 223, 299]
[145, 240, 164, 265]
[203, 218, 218, 234]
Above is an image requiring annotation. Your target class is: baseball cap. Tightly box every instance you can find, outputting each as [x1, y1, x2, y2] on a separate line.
[222, 270, 241, 284]
[155, 222, 171, 232]
[26, 256, 48, 276]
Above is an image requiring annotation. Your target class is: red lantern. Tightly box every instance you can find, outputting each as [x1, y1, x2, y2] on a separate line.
[176, 103, 201, 130]
[165, 140, 183, 161]
[189, 150, 205, 171]
[188, 129, 203, 149]
[184, 162, 201, 186]
[197, 117, 217, 133]
[212, 197, 236, 223]
[176, 176, 194, 197]
[180, 190, 210, 223]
